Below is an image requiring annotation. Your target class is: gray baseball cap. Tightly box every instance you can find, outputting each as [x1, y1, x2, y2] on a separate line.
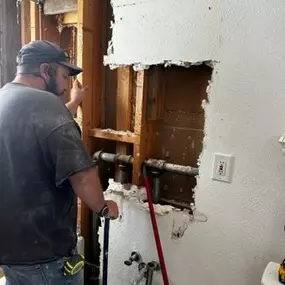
[17, 40, 83, 76]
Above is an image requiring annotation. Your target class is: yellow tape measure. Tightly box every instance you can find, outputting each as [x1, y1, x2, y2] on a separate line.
[64, 254, 85, 276]
[279, 259, 285, 284]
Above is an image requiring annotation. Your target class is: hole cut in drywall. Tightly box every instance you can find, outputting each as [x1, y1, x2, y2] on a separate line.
[152, 64, 213, 206]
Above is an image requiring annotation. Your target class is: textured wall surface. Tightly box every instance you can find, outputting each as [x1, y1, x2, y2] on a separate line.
[101, 1, 285, 285]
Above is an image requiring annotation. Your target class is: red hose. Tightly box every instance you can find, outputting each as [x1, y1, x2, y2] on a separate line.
[143, 166, 170, 285]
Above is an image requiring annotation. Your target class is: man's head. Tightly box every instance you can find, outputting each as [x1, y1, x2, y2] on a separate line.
[16, 40, 83, 96]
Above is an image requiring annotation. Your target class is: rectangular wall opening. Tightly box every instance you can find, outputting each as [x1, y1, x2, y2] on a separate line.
[152, 64, 212, 205]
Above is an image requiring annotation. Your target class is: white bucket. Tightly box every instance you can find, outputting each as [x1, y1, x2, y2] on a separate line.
[261, 262, 281, 285]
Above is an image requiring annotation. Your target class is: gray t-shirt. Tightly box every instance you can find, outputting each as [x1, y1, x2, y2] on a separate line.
[0, 83, 93, 265]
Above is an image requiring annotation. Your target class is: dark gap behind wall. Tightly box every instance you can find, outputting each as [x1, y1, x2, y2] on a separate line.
[152, 64, 212, 205]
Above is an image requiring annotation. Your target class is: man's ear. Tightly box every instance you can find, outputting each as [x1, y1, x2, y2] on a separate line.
[39, 63, 50, 80]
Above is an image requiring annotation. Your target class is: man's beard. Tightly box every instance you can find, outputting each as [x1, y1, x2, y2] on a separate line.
[44, 74, 59, 96]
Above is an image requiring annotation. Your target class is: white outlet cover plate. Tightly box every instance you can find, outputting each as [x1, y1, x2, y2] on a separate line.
[212, 153, 235, 183]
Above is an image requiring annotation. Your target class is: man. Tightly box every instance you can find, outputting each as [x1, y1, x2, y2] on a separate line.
[0, 40, 118, 285]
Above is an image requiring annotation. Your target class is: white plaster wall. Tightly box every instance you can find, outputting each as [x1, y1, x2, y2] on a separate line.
[100, 0, 285, 284]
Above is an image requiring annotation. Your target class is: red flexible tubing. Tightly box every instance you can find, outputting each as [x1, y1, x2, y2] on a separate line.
[143, 168, 170, 285]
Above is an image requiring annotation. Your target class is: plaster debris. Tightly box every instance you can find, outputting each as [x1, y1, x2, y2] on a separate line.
[16, 0, 27, 24]
[56, 15, 64, 34]
[104, 16, 115, 67]
[133, 63, 150, 71]
[104, 62, 150, 71]
[163, 60, 217, 69]
[101, 128, 135, 136]
[105, 179, 177, 216]
[105, 179, 140, 200]
[172, 210, 193, 240]
[141, 203, 175, 216]
[107, 40, 114, 55]
[111, 1, 153, 8]
[105, 179, 208, 222]
[106, 63, 118, 70]
[106, 60, 217, 71]
[104, 179, 207, 242]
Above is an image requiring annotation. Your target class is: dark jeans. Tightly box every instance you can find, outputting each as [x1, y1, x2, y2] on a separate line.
[0, 256, 83, 285]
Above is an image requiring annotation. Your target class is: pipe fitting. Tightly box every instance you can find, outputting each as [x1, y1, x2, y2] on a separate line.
[118, 163, 129, 184]
[124, 252, 141, 266]
[146, 261, 160, 285]
[147, 261, 160, 271]
[93, 151, 134, 165]
[138, 262, 146, 272]
[150, 169, 162, 204]
[92, 150, 102, 161]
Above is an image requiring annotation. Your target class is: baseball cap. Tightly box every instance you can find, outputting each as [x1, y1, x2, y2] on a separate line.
[16, 40, 83, 76]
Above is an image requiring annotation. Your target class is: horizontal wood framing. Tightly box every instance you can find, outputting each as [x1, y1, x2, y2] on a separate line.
[63, 11, 77, 25]
[89, 128, 137, 144]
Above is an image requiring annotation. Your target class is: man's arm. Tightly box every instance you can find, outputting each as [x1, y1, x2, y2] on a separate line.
[65, 101, 80, 116]
[65, 79, 86, 116]
[69, 167, 118, 217]
[40, 116, 118, 219]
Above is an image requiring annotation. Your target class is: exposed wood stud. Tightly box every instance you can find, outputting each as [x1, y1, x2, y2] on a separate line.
[116, 67, 133, 131]
[147, 66, 165, 120]
[99, 0, 109, 129]
[30, 1, 40, 41]
[77, 0, 103, 268]
[132, 70, 149, 185]
[116, 67, 133, 179]
[20, 0, 31, 45]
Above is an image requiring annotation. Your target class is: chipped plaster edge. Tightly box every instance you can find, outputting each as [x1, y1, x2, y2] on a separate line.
[104, 179, 208, 224]
[194, 62, 219, 209]
[104, 55, 218, 71]
[197, 61, 219, 168]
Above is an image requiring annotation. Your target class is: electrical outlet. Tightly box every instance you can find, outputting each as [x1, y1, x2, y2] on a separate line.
[217, 160, 226, 176]
[212, 153, 234, 183]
